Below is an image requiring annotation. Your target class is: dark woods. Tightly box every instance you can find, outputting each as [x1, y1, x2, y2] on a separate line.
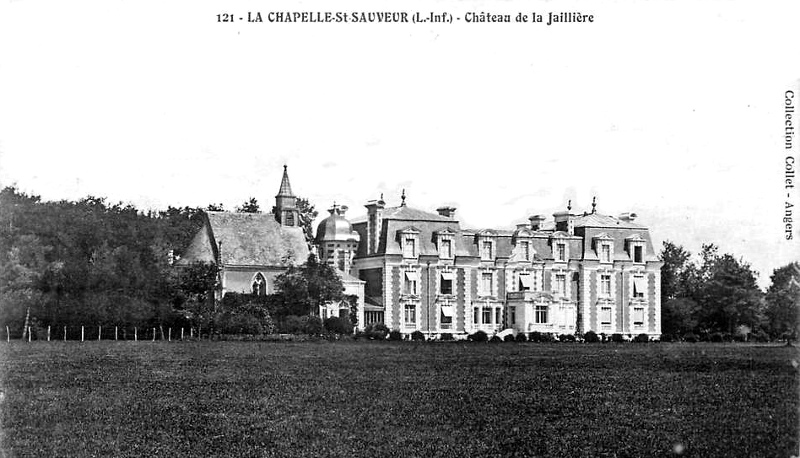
[0, 186, 341, 338]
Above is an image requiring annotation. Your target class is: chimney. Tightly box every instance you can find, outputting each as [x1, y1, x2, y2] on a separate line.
[364, 195, 386, 255]
[528, 214, 546, 231]
[618, 212, 638, 222]
[436, 206, 457, 219]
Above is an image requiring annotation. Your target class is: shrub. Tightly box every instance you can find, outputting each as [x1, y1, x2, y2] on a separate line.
[215, 312, 263, 335]
[364, 323, 389, 340]
[503, 334, 515, 342]
[540, 333, 555, 343]
[752, 331, 770, 343]
[515, 333, 528, 342]
[710, 333, 724, 343]
[732, 333, 747, 342]
[633, 333, 650, 343]
[469, 330, 488, 342]
[281, 315, 304, 334]
[411, 330, 426, 341]
[489, 335, 503, 343]
[440, 333, 454, 341]
[323, 316, 352, 334]
[611, 333, 625, 343]
[528, 331, 542, 343]
[683, 332, 699, 343]
[301, 315, 323, 335]
[559, 334, 576, 343]
[584, 331, 599, 343]
[660, 333, 675, 342]
[388, 330, 403, 341]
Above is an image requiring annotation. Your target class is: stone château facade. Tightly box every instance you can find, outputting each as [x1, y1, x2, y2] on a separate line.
[180, 167, 662, 339]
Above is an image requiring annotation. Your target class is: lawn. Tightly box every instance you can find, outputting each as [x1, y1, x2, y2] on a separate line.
[0, 341, 797, 457]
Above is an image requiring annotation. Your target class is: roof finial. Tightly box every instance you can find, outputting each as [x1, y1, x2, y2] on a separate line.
[400, 189, 406, 207]
[592, 196, 597, 214]
[567, 199, 572, 212]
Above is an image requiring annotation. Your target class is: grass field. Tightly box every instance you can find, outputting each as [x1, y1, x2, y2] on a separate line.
[0, 341, 797, 457]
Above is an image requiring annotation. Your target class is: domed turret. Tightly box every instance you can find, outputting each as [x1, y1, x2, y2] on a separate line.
[315, 204, 360, 273]
[315, 205, 360, 244]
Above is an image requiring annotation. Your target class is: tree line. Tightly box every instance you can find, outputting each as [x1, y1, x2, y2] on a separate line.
[659, 241, 798, 341]
[0, 186, 333, 338]
[1, 186, 797, 340]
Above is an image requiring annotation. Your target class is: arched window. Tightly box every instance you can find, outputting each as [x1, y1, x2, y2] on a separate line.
[252, 273, 267, 296]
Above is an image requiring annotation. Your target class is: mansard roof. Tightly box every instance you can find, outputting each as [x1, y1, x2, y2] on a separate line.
[574, 212, 645, 229]
[178, 211, 309, 267]
[381, 206, 455, 222]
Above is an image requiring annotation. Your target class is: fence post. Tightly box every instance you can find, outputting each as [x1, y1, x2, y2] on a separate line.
[134, 327, 138, 342]
[63, 326, 66, 341]
[181, 328, 184, 341]
[98, 326, 101, 341]
[6, 326, 9, 342]
[47, 326, 51, 342]
[115, 326, 118, 341]
[190, 327, 193, 339]
[152, 328, 156, 342]
[27, 326, 31, 342]
[168, 328, 172, 342]
[81, 326, 85, 342]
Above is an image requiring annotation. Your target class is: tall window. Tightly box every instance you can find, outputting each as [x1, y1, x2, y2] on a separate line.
[600, 274, 611, 297]
[519, 273, 532, 291]
[440, 273, 454, 295]
[495, 308, 502, 326]
[403, 272, 418, 295]
[285, 212, 294, 226]
[440, 306, 453, 329]
[509, 307, 516, 324]
[633, 275, 646, 298]
[404, 304, 416, 325]
[634, 246, 643, 263]
[600, 307, 612, 325]
[601, 244, 611, 263]
[404, 238, 416, 258]
[252, 273, 267, 296]
[556, 243, 566, 262]
[535, 305, 548, 324]
[480, 272, 493, 296]
[482, 240, 493, 260]
[473, 307, 480, 324]
[482, 307, 492, 324]
[633, 307, 645, 327]
[520, 241, 530, 261]
[555, 274, 566, 296]
[440, 239, 452, 258]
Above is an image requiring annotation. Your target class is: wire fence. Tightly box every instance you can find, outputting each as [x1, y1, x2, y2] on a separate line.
[3, 325, 200, 342]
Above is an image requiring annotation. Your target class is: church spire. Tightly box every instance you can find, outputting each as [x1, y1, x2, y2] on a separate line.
[276, 164, 294, 197]
[274, 165, 298, 227]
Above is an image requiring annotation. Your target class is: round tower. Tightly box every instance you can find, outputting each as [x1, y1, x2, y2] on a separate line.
[315, 203, 360, 273]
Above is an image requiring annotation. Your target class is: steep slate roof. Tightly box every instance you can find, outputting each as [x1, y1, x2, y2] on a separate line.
[276, 165, 293, 197]
[574, 213, 645, 229]
[381, 206, 453, 222]
[178, 211, 309, 267]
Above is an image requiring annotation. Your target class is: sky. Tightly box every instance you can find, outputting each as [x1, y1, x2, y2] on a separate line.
[0, 0, 798, 288]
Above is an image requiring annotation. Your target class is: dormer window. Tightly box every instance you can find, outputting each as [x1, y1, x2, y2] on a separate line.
[404, 238, 416, 258]
[440, 239, 452, 258]
[634, 246, 643, 263]
[520, 241, 531, 261]
[556, 243, 567, 262]
[482, 240, 493, 260]
[625, 234, 646, 264]
[399, 227, 421, 259]
[601, 244, 611, 263]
